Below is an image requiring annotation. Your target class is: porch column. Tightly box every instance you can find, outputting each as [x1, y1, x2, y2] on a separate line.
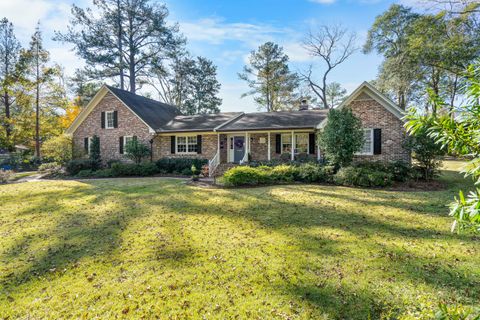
[267, 132, 271, 161]
[317, 138, 321, 161]
[291, 131, 295, 161]
[245, 132, 249, 160]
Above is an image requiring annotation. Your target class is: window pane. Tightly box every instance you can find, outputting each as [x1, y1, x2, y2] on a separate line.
[177, 136, 186, 144]
[107, 112, 114, 128]
[360, 129, 372, 154]
[187, 136, 197, 144]
[295, 134, 309, 154]
[281, 134, 292, 154]
[188, 144, 198, 153]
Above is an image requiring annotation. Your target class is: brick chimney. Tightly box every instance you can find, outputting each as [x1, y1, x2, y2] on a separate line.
[299, 99, 309, 111]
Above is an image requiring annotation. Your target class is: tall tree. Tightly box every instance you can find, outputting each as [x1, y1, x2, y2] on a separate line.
[239, 42, 299, 112]
[18, 24, 65, 157]
[302, 25, 357, 109]
[55, 0, 184, 93]
[69, 71, 102, 108]
[0, 18, 21, 151]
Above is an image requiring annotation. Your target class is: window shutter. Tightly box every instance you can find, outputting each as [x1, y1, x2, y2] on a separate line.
[197, 135, 202, 154]
[101, 112, 105, 129]
[309, 133, 315, 154]
[373, 129, 382, 155]
[84, 137, 89, 152]
[119, 136, 124, 154]
[113, 111, 118, 128]
[170, 136, 176, 154]
[275, 134, 281, 154]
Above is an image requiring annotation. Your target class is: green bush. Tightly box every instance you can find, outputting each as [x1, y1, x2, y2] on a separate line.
[111, 162, 158, 177]
[156, 158, 208, 174]
[41, 135, 72, 164]
[76, 169, 95, 178]
[223, 166, 267, 186]
[38, 162, 60, 172]
[125, 139, 150, 164]
[334, 166, 394, 187]
[0, 169, 13, 184]
[270, 165, 297, 183]
[296, 163, 331, 183]
[66, 159, 97, 175]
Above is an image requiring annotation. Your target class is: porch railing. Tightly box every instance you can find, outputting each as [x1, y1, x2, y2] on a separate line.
[208, 151, 220, 177]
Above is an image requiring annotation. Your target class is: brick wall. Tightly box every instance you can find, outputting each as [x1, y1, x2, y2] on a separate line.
[153, 134, 218, 161]
[348, 94, 410, 163]
[72, 92, 154, 162]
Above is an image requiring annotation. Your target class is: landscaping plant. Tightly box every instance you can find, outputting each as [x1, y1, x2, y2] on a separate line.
[89, 135, 101, 169]
[406, 62, 480, 233]
[319, 107, 364, 167]
[41, 135, 73, 164]
[125, 138, 150, 164]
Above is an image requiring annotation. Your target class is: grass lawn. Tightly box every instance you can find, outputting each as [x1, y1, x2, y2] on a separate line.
[0, 161, 478, 319]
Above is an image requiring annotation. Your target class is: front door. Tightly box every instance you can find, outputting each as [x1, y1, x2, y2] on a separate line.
[233, 136, 245, 163]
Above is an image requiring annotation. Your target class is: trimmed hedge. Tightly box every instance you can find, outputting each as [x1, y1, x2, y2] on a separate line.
[333, 166, 394, 187]
[66, 159, 97, 175]
[156, 158, 208, 175]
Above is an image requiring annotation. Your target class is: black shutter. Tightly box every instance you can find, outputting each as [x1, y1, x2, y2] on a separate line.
[101, 112, 105, 128]
[170, 136, 176, 154]
[309, 133, 315, 154]
[119, 136, 124, 154]
[197, 135, 202, 154]
[275, 134, 281, 154]
[373, 129, 382, 155]
[84, 137, 89, 152]
[113, 111, 118, 128]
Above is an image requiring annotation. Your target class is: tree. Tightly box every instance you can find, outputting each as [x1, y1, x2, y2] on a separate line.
[302, 25, 357, 109]
[325, 82, 347, 108]
[0, 18, 21, 151]
[18, 24, 61, 157]
[319, 108, 364, 167]
[239, 42, 300, 112]
[55, 0, 184, 93]
[182, 57, 221, 115]
[41, 134, 73, 164]
[403, 114, 445, 180]
[125, 138, 149, 164]
[406, 62, 480, 233]
[68, 71, 102, 108]
[60, 101, 81, 129]
[89, 135, 101, 169]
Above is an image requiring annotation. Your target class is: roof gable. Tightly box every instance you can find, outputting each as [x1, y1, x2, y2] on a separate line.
[317, 81, 405, 129]
[66, 85, 180, 134]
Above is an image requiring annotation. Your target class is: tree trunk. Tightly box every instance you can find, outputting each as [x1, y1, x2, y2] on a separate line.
[117, 0, 124, 90]
[128, 15, 135, 93]
[35, 39, 40, 158]
[3, 90, 12, 151]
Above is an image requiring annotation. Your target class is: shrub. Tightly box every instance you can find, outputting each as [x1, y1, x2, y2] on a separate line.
[125, 139, 150, 164]
[296, 163, 330, 183]
[279, 153, 291, 162]
[111, 162, 158, 176]
[89, 135, 101, 170]
[156, 158, 208, 174]
[66, 159, 97, 175]
[334, 166, 394, 187]
[386, 160, 416, 182]
[0, 169, 12, 184]
[106, 159, 121, 168]
[38, 162, 63, 176]
[76, 169, 94, 178]
[223, 166, 266, 186]
[270, 165, 297, 183]
[319, 108, 364, 167]
[41, 135, 72, 164]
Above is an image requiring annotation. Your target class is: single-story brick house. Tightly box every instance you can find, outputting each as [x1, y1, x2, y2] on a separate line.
[66, 82, 410, 176]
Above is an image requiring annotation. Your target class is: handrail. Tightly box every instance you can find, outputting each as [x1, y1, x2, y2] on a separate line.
[239, 151, 249, 165]
[208, 151, 220, 177]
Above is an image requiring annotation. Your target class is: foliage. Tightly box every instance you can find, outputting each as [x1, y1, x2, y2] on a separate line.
[60, 102, 81, 129]
[65, 159, 97, 175]
[41, 135, 72, 164]
[0, 169, 12, 183]
[404, 113, 446, 180]
[109, 162, 158, 177]
[155, 158, 208, 175]
[55, 0, 184, 93]
[88, 135, 101, 169]
[0, 167, 478, 318]
[434, 302, 480, 320]
[38, 162, 60, 172]
[325, 82, 347, 108]
[124, 139, 150, 164]
[319, 108, 364, 167]
[406, 62, 480, 233]
[296, 163, 334, 183]
[334, 166, 394, 187]
[239, 42, 300, 112]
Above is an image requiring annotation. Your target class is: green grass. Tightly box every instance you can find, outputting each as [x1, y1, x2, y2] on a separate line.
[0, 164, 478, 319]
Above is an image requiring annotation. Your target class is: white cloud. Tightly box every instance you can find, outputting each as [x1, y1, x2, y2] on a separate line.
[309, 0, 337, 4]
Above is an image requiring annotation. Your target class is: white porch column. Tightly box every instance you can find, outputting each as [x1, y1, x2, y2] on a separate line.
[245, 132, 249, 160]
[217, 133, 220, 160]
[267, 132, 271, 161]
[317, 137, 321, 161]
[291, 131, 295, 161]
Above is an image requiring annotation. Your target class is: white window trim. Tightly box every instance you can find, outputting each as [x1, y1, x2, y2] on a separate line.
[123, 136, 133, 155]
[176, 135, 198, 155]
[87, 137, 94, 154]
[356, 128, 374, 156]
[281, 133, 309, 155]
[105, 110, 115, 129]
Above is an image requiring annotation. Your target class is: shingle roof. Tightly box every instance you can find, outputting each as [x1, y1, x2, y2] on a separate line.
[217, 110, 329, 131]
[106, 85, 181, 130]
[158, 112, 243, 132]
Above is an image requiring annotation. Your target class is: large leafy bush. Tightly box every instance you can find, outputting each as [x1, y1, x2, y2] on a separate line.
[41, 135, 73, 164]
[125, 139, 150, 164]
[334, 166, 394, 187]
[319, 108, 364, 167]
[156, 158, 208, 175]
[66, 159, 97, 175]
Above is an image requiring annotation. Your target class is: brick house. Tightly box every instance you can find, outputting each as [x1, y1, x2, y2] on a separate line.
[66, 82, 410, 176]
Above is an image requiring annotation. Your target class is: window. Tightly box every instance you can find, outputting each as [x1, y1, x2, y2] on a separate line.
[357, 128, 373, 155]
[85, 137, 94, 154]
[281, 133, 309, 154]
[106, 111, 115, 129]
[177, 135, 197, 154]
[124, 136, 133, 154]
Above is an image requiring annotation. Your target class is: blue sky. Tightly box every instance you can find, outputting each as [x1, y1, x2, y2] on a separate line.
[0, 0, 423, 112]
